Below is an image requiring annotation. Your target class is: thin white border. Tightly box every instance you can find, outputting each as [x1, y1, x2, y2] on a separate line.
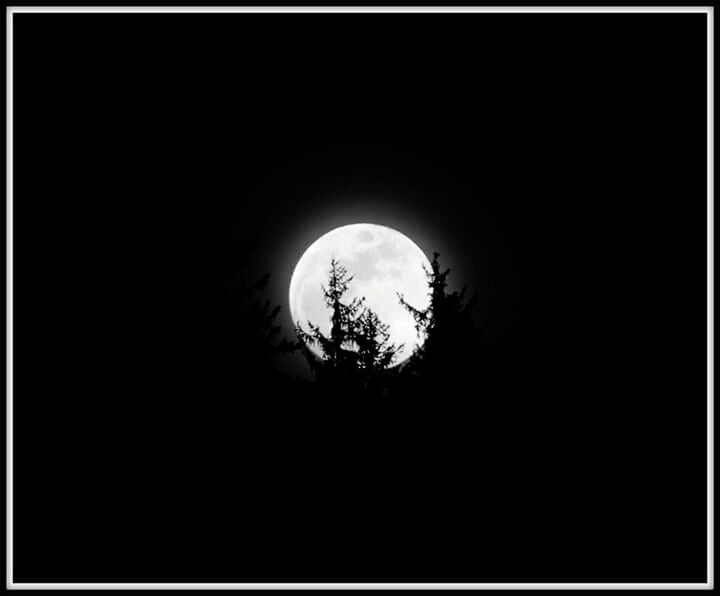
[6, 4, 14, 592]
[707, 5, 715, 591]
[1, 583, 715, 590]
[6, 5, 714, 591]
[4, 5, 715, 12]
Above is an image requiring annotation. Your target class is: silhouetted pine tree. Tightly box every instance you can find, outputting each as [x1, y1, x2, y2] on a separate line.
[355, 309, 403, 373]
[355, 308, 403, 394]
[398, 252, 481, 385]
[229, 273, 299, 366]
[296, 258, 401, 389]
[207, 236, 300, 398]
[296, 258, 365, 376]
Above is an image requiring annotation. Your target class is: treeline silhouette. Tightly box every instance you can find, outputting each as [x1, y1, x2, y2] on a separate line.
[197, 247, 499, 445]
[294, 258, 402, 398]
[288, 253, 488, 412]
[209, 249, 508, 464]
[112, 245, 554, 582]
[209, 250, 513, 579]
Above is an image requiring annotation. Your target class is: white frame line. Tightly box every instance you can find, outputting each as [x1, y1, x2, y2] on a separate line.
[5, 5, 714, 591]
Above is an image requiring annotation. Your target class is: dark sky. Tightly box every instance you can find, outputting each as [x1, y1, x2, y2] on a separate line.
[13, 11, 708, 584]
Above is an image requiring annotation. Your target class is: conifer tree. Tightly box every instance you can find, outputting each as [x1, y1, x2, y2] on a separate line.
[355, 308, 403, 374]
[228, 272, 299, 374]
[296, 258, 364, 373]
[398, 252, 480, 379]
[296, 258, 401, 384]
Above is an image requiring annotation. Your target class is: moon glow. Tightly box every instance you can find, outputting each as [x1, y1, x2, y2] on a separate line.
[289, 223, 432, 367]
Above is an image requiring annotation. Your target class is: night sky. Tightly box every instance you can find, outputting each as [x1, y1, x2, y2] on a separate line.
[13, 11, 708, 584]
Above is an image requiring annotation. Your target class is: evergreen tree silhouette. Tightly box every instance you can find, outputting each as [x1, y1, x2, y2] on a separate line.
[229, 273, 298, 367]
[296, 258, 401, 389]
[398, 252, 481, 386]
[296, 258, 365, 376]
[356, 308, 403, 373]
[355, 308, 403, 394]
[205, 237, 300, 404]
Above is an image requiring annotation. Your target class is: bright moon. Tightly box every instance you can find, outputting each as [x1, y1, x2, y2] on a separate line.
[289, 223, 432, 367]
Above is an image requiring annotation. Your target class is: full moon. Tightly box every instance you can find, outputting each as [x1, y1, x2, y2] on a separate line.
[289, 223, 432, 367]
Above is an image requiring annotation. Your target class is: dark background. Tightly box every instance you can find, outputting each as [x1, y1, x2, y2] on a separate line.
[13, 12, 708, 583]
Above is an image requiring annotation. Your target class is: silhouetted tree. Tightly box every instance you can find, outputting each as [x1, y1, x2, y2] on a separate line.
[229, 273, 298, 365]
[398, 252, 482, 385]
[205, 236, 300, 401]
[296, 258, 365, 375]
[355, 308, 403, 373]
[297, 258, 401, 389]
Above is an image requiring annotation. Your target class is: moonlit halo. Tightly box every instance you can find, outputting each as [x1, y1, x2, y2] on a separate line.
[289, 223, 432, 367]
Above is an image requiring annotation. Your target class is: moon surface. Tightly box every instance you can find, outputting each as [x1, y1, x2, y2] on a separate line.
[289, 223, 432, 366]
